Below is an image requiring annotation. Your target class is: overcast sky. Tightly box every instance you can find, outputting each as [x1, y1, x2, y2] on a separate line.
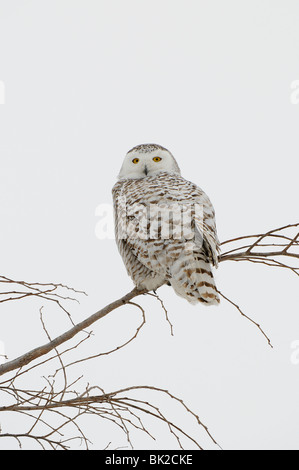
[0, 0, 299, 450]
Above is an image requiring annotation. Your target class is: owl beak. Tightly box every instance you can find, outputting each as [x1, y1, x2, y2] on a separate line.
[144, 165, 148, 176]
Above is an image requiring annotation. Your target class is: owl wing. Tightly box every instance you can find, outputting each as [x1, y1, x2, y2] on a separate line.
[113, 176, 219, 279]
[192, 188, 220, 267]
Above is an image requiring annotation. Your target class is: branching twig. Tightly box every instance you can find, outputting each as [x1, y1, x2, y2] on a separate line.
[217, 222, 299, 347]
[0, 222, 298, 449]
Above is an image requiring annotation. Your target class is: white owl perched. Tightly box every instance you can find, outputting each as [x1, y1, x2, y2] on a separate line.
[112, 144, 220, 305]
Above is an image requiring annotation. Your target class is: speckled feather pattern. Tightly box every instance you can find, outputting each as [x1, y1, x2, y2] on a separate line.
[113, 169, 220, 305]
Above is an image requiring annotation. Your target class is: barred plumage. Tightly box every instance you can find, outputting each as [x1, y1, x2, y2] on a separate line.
[112, 144, 220, 305]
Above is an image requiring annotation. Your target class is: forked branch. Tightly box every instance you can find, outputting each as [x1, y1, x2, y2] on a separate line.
[0, 222, 298, 448]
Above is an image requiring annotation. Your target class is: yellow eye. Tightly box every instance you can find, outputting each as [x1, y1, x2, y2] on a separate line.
[132, 158, 139, 164]
[153, 156, 162, 162]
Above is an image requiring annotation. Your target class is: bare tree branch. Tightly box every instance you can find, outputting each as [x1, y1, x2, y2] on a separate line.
[0, 222, 298, 449]
[0, 287, 146, 377]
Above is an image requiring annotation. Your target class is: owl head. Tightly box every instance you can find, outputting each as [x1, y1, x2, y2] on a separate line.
[118, 143, 181, 180]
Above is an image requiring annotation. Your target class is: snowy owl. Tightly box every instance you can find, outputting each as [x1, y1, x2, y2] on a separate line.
[112, 144, 220, 305]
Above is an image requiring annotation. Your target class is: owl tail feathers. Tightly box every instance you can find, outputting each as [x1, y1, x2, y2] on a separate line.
[169, 256, 220, 306]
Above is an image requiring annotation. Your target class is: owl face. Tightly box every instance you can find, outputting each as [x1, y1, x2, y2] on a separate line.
[118, 143, 181, 180]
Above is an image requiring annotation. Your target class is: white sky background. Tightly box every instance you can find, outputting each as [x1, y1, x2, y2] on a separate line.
[0, 0, 299, 450]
